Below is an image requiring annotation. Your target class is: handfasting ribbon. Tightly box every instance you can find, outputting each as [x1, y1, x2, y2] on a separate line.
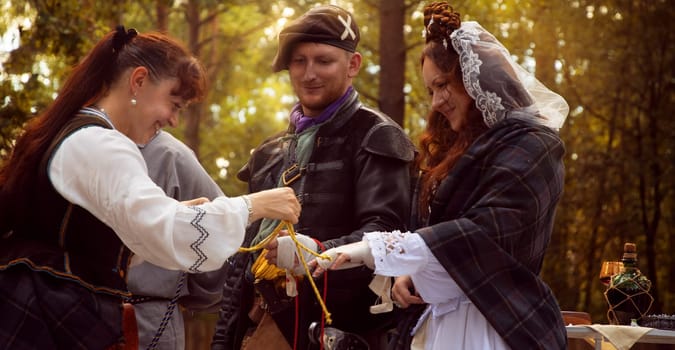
[238, 220, 333, 324]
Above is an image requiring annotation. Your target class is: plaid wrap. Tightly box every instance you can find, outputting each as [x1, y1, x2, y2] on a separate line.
[417, 118, 567, 349]
[0, 264, 124, 349]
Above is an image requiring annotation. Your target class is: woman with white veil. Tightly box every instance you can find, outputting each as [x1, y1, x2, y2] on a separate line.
[311, 2, 569, 349]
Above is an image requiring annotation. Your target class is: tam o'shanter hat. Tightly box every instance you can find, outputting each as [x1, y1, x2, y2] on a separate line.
[272, 5, 360, 72]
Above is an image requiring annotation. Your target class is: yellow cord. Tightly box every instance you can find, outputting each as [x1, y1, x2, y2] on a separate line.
[237, 221, 285, 253]
[238, 220, 333, 324]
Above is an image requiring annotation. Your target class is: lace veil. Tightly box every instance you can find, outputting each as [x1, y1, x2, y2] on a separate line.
[447, 21, 569, 130]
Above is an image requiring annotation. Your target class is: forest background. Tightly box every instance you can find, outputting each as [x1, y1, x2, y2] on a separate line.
[1, 0, 672, 348]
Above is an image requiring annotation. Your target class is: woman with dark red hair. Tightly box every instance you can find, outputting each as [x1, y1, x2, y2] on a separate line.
[312, 2, 569, 349]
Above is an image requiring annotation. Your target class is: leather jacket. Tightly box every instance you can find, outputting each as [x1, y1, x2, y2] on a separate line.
[212, 90, 415, 349]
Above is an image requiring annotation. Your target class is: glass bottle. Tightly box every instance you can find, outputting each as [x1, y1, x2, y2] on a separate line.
[604, 242, 654, 325]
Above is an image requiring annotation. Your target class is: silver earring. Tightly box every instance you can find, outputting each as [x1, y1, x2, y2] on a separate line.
[131, 98, 137, 106]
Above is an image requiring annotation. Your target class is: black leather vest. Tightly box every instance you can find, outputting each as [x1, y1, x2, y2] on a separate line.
[0, 114, 132, 296]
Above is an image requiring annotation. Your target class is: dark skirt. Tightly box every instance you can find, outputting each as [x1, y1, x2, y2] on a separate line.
[0, 263, 124, 350]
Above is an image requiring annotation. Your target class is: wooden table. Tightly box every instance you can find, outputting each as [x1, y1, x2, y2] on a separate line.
[566, 325, 675, 350]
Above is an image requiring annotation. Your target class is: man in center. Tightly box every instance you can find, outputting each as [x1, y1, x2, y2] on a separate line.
[212, 4, 415, 350]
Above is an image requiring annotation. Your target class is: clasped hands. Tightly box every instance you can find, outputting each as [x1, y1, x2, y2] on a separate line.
[263, 234, 374, 277]
[264, 234, 424, 309]
[263, 231, 319, 275]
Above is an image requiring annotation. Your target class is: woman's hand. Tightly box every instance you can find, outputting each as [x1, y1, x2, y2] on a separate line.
[391, 275, 424, 308]
[247, 187, 301, 224]
[181, 197, 209, 206]
[309, 240, 374, 277]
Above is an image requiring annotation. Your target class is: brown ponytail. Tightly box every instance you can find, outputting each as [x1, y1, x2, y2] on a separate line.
[0, 26, 206, 230]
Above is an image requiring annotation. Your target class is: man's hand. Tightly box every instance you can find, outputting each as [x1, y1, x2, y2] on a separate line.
[264, 232, 318, 275]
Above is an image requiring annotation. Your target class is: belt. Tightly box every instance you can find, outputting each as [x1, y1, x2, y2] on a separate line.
[124, 295, 171, 304]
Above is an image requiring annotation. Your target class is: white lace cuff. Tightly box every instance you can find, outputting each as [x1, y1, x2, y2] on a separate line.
[364, 231, 429, 276]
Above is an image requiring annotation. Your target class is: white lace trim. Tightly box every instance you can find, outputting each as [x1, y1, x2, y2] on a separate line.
[366, 230, 406, 267]
[364, 231, 429, 276]
[451, 26, 506, 127]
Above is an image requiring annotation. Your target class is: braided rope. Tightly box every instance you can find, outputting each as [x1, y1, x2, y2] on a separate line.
[146, 272, 186, 349]
[238, 220, 333, 324]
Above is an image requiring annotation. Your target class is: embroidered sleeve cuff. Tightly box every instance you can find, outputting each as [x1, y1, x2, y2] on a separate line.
[364, 231, 429, 276]
[240, 195, 253, 225]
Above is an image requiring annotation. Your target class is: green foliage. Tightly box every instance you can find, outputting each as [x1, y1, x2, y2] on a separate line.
[0, 0, 143, 159]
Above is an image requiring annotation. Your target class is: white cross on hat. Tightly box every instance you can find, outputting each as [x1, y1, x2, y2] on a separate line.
[338, 14, 356, 40]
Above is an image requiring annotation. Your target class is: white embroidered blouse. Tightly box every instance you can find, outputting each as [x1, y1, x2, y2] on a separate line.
[49, 125, 247, 273]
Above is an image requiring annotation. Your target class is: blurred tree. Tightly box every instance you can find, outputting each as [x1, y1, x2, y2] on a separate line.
[550, 0, 674, 320]
[377, 0, 405, 126]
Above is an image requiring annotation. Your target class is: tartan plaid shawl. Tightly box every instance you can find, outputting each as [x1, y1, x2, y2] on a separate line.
[417, 118, 567, 349]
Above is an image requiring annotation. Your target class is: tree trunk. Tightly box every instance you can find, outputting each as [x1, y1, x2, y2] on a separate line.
[183, 0, 203, 157]
[156, 0, 169, 33]
[378, 0, 405, 126]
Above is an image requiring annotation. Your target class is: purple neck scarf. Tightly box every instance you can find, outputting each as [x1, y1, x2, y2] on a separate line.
[291, 86, 353, 134]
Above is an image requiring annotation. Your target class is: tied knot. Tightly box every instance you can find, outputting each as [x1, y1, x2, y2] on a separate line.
[112, 25, 138, 53]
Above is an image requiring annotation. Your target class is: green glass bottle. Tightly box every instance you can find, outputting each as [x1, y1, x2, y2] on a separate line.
[604, 242, 654, 325]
